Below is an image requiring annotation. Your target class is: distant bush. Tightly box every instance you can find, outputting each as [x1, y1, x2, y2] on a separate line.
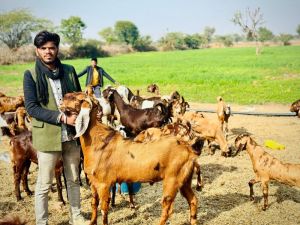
[101, 44, 134, 56]
[0, 45, 35, 65]
[69, 40, 108, 58]
[133, 35, 157, 52]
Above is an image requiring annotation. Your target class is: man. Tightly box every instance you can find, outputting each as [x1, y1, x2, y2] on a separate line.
[78, 57, 117, 97]
[23, 31, 88, 225]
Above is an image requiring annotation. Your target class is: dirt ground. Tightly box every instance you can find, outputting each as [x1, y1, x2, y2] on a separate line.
[0, 103, 300, 225]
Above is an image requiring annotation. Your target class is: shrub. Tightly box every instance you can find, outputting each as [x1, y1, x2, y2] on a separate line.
[0, 45, 35, 65]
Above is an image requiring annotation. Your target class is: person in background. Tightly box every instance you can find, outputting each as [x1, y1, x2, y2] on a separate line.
[23, 30, 89, 225]
[77, 57, 118, 97]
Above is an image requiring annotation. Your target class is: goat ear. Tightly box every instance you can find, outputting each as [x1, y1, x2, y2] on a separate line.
[74, 100, 92, 138]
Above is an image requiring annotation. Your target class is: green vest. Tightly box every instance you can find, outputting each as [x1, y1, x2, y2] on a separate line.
[30, 64, 79, 152]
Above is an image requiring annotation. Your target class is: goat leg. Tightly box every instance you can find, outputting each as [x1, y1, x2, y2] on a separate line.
[90, 184, 99, 225]
[22, 160, 33, 196]
[13, 164, 23, 201]
[248, 178, 260, 201]
[111, 184, 116, 207]
[55, 170, 65, 205]
[261, 181, 269, 211]
[98, 185, 110, 225]
[195, 165, 203, 192]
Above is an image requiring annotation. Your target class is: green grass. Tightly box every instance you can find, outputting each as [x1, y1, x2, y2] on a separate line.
[0, 46, 299, 104]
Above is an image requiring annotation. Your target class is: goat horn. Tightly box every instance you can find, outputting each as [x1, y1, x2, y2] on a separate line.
[74, 99, 92, 138]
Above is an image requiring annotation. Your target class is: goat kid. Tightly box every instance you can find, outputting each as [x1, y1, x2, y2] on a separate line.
[181, 111, 231, 157]
[235, 134, 300, 210]
[103, 88, 170, 136]
[216, 96, 231, 139]
[61, 92, 201, 225]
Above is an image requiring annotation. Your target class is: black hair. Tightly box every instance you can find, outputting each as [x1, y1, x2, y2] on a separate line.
[34, 30, 60, 48]
[91, 58, 98, 63]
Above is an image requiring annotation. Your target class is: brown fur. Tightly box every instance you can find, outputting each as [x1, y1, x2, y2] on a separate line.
[235, 134, 300, 210]
[0, 95, 24, 114]
[103, 89, 170, 136]
[147, 84, 160, 95]
[216, 96, 231, 139]
[0, 214, 26, 225]
[61, 93, 199, 225]
[290, 99, 300, 118]
[181, 111, 231, 156]
[1, 109, 65, 203]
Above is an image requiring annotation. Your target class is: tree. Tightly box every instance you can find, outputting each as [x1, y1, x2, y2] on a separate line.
[133, 35, 155, 51]
[296, 24, 300, 37]
[0, 9, 52, 50]
[184, 34, 202, 49]
[202, 26, 215, 47]
[114, 21, 139, 45]
[258, 27, 274, 43]
[158, 32, 186, 51]
[60, 16, 86, 46]
[98, 27, 117, 44]
[215, 35, 233, 47]
[232, 7, 264, 55]
[277, 33, 293, 46]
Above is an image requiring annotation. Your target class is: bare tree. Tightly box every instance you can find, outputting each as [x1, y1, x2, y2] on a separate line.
[232, 7, 264, 55]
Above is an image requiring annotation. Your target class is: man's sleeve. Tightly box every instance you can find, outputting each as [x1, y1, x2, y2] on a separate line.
[77, 66, 88, 77]
[23, 70, 61, 125]
[101, 68, 116, 83]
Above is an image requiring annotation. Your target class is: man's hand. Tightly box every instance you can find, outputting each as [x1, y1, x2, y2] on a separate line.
[60, 113, 77, 126]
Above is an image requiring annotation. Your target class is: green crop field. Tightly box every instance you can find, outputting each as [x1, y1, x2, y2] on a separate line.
[0, 46, 299, 104]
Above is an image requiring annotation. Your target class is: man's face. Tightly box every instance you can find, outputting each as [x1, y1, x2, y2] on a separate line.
[91, 60, 97, 67]
[35, 41, 58, 65]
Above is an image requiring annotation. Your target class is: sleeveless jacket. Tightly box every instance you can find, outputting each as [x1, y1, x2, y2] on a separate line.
[23, 64, 81, 151]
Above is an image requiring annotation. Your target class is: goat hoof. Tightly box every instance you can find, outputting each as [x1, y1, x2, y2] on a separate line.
[262, 206, 267, 211]
[26, 191, 33, 196]
[250, 196, 254, 201]
[196, 186, 202, 192]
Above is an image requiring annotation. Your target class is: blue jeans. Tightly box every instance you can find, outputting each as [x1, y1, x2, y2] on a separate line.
[92, 85, 101, 98]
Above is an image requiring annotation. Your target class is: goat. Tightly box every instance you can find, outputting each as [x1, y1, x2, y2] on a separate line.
[86, 85, 116, 127]
[216, 96, 231, 139]
[234, 134, 300, 210]
[103, 88, 170, 136]
[147, 83, 160, 95]
[1, 112, 65, 204]
[134, 120, 204, 191]
[2, 129, 65, 204]
[181, 111, 231, 157]
[0, 95, 24, 114]
[60, 92, 202, 225]
[290, 99, 300, 118]
[0, 214, 26, 225]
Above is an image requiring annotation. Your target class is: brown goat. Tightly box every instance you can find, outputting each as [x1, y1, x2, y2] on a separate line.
[60, 92, 201, 225]
[216, 96, 231, 139]
[103, 88, 171, 136]
[0, 95, 24, 114]
[147, 83, 160, 95]
[290, 99, 300, 118]
[181, 111, 231, 156]
[0, 214, 26, 225]
[134, 121, 204, 191]
[235, 134, 300, 210]
[3, 129, 65, 204]
[1, 108, 65, 204]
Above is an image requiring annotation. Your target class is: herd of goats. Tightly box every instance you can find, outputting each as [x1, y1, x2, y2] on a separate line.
[0, 84, 300, 225]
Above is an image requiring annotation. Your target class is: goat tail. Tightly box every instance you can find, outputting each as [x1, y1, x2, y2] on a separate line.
[217, 96, 223, 102]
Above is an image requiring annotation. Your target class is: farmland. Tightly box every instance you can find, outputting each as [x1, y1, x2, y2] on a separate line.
[0, 46, 299, 104]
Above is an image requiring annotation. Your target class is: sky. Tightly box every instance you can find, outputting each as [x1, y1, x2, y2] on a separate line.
[1, 0, 300, 41]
